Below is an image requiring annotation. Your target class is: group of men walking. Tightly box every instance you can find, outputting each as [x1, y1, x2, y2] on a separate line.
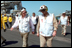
[1, 5, 70, 47]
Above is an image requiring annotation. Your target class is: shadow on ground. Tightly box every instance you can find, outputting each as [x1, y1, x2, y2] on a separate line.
[1, 41, 18, 47]
[66, 32, 71, 35]
[28, 45, 40, 47]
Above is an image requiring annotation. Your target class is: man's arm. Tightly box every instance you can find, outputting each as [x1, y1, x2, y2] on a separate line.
[36, 17, 40, 37]
[10, 17, 19, 31]
[58, 17, 61, 25]
[53, 14, 58, 37]
[29, 17, 35, 32]
[67, 16, 69, 26]
[2, 18, 6, 29]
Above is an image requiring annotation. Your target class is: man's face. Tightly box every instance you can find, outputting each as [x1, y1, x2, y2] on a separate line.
[33, 13, 35, 17]
[16, 15, 18, 17]
[62, 13, 66, 16]
[22, 10, 26, 16]
[4, 15, 6, 16]
[40, 9, 46, 14]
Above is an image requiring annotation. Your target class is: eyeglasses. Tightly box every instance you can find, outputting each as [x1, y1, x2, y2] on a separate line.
[22, 12, 27, 14]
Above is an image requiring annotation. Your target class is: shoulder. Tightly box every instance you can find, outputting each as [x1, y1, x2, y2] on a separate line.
[31, 16, 33, 18]
[26, 16, 31, 19]
[48, 13, 52, 16]
[60, 16, 62, 18]
[18, 16, 21, 19]
[39, 14, 43, 18]
[66, 16, 68, 17]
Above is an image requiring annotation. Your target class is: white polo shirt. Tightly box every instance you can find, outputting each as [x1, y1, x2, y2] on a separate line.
[39, 13, 54, 37]
[12, 15, 35, 33]
[60, 16, 68, 25]
[31, 16, 37, 25]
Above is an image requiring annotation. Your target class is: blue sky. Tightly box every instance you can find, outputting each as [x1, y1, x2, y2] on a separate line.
[18, 1, 71, 16]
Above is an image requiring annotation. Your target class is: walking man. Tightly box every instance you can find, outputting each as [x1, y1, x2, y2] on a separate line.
[37, 5, 58, 47]
[58, 12, 69, 36]
[31, 12, 37, 33]
[3, 14, 9, 28]
[10, 7, 35, 47]
[8, 15, 13, 28]
[1, 14, 6, 44]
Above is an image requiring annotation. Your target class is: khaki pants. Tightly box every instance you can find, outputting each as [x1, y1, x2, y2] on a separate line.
[40, 35, 53, 47]
[20, 32, 29, 47]
[61, 25, 66, 34]
[1, 35, 6, 41]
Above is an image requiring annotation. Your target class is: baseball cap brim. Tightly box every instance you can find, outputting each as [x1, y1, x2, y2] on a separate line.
[39, 9, 46, 12]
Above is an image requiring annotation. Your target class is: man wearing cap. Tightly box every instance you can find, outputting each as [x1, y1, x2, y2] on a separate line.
[37, 5, 58, 47]
[31, 12, 37, 33]
[8, 15, 13, 28]
[58, 12, 69, 36]
[3, 14, 9, 28]
[10, 7, 35, 47]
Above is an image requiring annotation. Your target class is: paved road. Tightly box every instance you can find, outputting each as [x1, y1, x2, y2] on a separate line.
[1, 20, 71, 47]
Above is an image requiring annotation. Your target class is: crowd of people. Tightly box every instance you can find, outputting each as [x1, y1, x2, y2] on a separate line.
[1, 5, 70, 47]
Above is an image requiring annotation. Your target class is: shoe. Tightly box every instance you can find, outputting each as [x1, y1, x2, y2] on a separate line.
[4, 29, 6, 32]
[2, 39, 6, 44]
[63, 34, 66, 37]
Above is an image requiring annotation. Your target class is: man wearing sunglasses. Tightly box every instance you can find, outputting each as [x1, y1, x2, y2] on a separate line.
[10, 7, 35, 47]
[37, 5, 58, 47]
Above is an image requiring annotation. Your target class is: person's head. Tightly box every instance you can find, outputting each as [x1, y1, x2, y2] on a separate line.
[16, 14, 18, 17]
[39, 5, 48, 15]
[10, 15, 11, 17]
[62, 12, 66, 16]
[4, 14, 6, 16]
[21, 7, 27, 16]
[1, 13, 2, 15]
[32, 12, 35, 17]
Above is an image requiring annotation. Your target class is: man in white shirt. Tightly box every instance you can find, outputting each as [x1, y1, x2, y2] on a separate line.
[10, 7, 35, 47]
[37, 5, 58, 47]
[58, 12, 69, 36]
[31, 13, 37, 33]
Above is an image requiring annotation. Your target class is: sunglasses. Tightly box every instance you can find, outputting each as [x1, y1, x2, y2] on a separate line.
[40, 9, 46, 12]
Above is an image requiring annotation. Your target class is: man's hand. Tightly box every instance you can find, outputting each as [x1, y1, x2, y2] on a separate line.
[52, 30, 57, 37]
[10, 27, 13, 31]
[37, 33, 39, 37]
[58, 20, 60, 25]
[4, 29, 6, 32]
[32, 32, 35, 34]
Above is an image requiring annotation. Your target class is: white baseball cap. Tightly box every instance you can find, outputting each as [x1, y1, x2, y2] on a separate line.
[21, 7, 26, 12]
[39, 5, 48, 12]
[62, 12, 66, 14]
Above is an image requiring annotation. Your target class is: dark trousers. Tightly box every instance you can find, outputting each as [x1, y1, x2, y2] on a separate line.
[5, 22, 9, 28]
[34, 24, 37, 34]
[9, 22, 12, 28]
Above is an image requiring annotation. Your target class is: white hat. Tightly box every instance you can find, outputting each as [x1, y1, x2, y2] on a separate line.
[62, 12, 66, 13]
[21, 8, 26, 12]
